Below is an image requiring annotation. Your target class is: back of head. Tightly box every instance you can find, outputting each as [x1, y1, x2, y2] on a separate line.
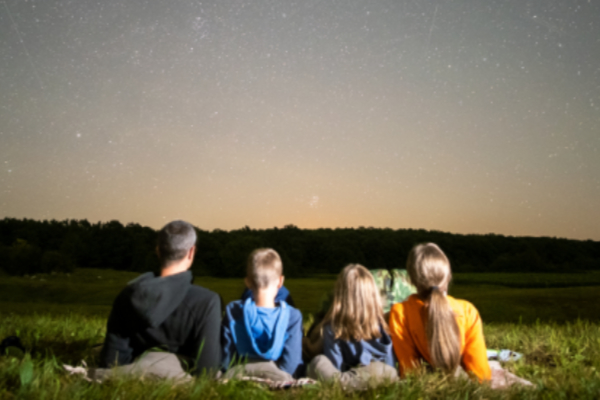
[327, 264, 387, 342]
[406, 243, 460, 374]
[246, 248, 282, 290]
[157, 220, 197, 266]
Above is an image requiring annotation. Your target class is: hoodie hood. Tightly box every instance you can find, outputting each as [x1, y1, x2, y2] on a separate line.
[358, 327, 393, 361]
[324, 323, 395, 370]
[233, 297, 290, 361]
[126, 271, 192, 328]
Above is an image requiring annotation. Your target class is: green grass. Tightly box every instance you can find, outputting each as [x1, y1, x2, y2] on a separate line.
[1, 315, 599, 399]
[1, 269, 600, 398]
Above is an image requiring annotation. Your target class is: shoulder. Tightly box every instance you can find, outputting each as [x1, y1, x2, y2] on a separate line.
[223, 300, 244, 319]
[115, 272, 154, 300]
[187, 284, 219, 301]
[286, 305, 303, 326]
[447, 296, 478, 313]
[182, 285, 221, 314]
[225, 299, 244, 311]
[110, 277, 142, 310]
[278, 286, 291, 296]
[447, 296, 481, 324]
[390, 294, 421, 319]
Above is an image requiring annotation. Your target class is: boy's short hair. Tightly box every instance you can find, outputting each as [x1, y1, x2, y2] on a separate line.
[246, 248, 283, 290]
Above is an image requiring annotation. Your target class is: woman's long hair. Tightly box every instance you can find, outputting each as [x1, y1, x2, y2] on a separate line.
[406, 243, 461, 374]
[324, 264, 388, 342]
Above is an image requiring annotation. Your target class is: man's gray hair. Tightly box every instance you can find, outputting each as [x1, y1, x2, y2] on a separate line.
[157, 220, 197, 264]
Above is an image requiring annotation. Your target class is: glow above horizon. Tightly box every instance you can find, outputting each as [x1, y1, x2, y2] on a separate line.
[1, 0, 599, 240]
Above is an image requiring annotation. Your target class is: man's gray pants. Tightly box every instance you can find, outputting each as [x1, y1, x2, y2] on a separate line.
[89, 352, 192, 382]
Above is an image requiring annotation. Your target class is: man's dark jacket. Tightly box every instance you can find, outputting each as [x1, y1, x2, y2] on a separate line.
[100, 270, 222, 374]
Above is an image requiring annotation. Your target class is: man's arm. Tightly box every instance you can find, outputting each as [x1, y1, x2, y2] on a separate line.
[99, 293, 135, 367]
[189, 292, 222, 375]
[220, 302, 237, 371]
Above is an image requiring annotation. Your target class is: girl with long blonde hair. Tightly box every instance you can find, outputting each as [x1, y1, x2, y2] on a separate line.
[388, 243, 491, 381]
[307, 264, 397, 388]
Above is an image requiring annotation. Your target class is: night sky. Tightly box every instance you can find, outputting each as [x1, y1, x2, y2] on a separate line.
[1, 0, 599, 240]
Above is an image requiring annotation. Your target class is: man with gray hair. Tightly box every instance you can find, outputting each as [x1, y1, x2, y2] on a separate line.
[100, 220, 222, 376]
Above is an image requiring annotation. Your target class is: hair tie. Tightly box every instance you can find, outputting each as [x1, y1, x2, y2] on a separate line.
[430, 286, 439, 291]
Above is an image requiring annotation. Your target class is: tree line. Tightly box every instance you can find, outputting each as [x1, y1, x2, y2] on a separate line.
[0, 218, 599, 277]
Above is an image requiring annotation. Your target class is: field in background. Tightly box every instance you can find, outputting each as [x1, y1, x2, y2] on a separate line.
[1, 268, 599, 323]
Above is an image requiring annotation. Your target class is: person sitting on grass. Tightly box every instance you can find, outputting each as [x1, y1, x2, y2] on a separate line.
[302, 268, 416, 362]
[388, 243, 491, 381]
[99, 220, 222, 377]
[307, 264, 398, 390]
[221, 248, 303, 381]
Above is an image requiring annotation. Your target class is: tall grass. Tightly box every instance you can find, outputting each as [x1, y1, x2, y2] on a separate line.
[1, 313, 600, 399]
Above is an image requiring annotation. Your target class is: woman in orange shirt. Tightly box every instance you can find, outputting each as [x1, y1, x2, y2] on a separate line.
[388, 243, 491, 382]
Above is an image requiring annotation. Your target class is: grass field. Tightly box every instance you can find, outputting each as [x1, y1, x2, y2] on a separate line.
[2, 268, 599, 323]
[1, 268, 600, 398]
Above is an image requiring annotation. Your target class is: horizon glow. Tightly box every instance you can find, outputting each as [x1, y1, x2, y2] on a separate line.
[1, 0, 599, 240]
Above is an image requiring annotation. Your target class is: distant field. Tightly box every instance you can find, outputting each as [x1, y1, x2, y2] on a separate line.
[1, 268, 599, 323]
[453, 271, 600, 288]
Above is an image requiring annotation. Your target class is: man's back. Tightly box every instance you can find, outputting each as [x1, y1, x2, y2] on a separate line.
[100, 270, 222, 374]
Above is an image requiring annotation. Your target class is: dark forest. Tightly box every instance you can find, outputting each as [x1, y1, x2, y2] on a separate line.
[1, 218, 599, 277]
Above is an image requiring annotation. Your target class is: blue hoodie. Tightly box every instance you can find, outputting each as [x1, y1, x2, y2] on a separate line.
[221, 298, 303, 377]
[323, 323, 396, 372]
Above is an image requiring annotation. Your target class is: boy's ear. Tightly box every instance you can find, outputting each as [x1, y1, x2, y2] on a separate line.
[244, 277, 252, 289]
[278, 275, 285, 289]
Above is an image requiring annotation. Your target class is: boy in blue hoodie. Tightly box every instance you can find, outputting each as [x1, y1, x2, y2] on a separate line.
[221, 248, 303, 380]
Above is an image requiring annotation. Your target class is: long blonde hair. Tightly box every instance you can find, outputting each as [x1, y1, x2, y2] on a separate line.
[324, 264, 388, 342]
[406, 243, 461, 374]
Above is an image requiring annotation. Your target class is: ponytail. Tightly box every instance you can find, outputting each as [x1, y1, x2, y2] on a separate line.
[407, 243, 461, 374]
[426, 287, 461, 373]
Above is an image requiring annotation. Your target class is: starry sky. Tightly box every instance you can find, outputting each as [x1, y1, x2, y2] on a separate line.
[1, 0, 599, 240]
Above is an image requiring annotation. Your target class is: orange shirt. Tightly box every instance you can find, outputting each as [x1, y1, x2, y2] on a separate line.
[388, 294, 491, 382]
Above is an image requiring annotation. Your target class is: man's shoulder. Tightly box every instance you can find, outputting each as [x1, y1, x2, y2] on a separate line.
[110, 279, 139, 308]
[187, 284, 219, 299]
[182, 284, 221, 310]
